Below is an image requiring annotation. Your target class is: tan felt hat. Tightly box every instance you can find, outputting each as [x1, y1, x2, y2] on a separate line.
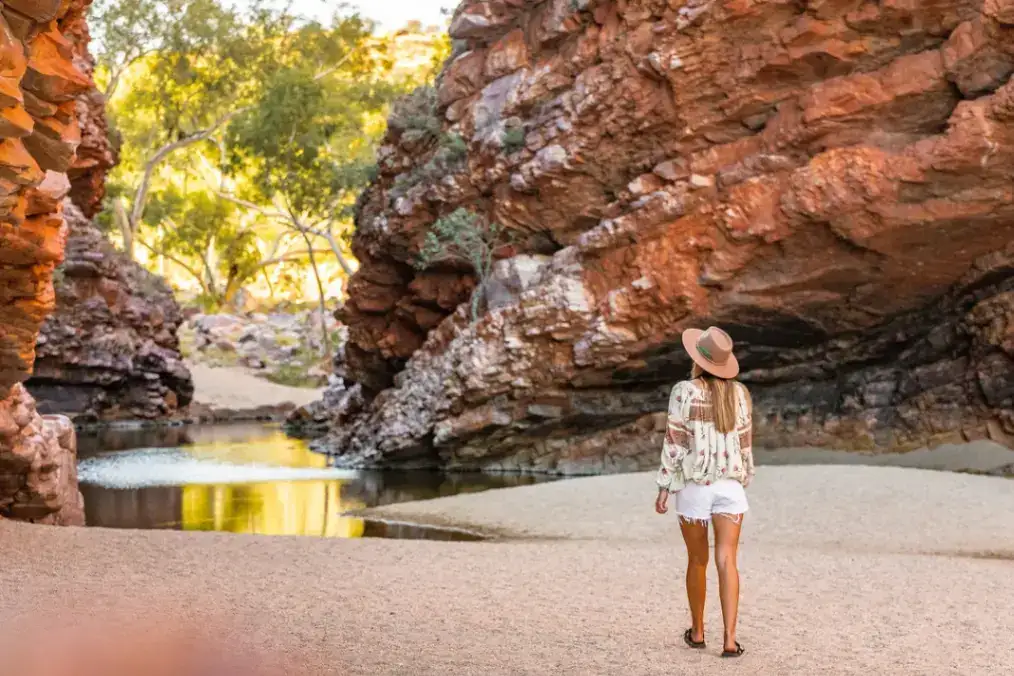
[682, 326, 740, 379]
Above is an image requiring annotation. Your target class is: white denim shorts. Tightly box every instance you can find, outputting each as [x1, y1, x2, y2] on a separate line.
[676, 479, 749, 525]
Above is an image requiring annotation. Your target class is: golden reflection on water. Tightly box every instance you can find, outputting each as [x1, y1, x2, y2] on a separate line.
[177, 428, 367, 538]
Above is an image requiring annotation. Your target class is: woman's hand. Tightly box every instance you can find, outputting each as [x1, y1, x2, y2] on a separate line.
[654, 489, 669, 514]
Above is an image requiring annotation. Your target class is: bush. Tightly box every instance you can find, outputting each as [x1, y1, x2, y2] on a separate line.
[264, 362, 328, 388]
[51, 265, 66, 290]
[502, 127, 526, 154]
[388, 85, 440, 138]
[415, 208, 512, 322]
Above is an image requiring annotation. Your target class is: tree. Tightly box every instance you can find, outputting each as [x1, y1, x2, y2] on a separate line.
[91, 1, 450, 321]
[224, 18, 395, 268]
[219, 17, 404, 356]
[416, 209, 513, 322]
[90, 0, 285, 260]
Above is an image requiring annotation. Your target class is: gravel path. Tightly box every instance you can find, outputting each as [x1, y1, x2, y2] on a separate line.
[2, 466, 1012, 674]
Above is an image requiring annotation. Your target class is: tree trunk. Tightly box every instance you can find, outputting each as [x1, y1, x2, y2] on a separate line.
[114, 198, 135, 260]
[299, 230, 332, 361]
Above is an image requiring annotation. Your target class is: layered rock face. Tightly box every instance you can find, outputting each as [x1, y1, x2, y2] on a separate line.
[0, 0, 101, 522]
[321, 0, 1014, 472]
[21, 0, 188, 423]
[27, 203, 194, 421]
[60, 0, 115, 218]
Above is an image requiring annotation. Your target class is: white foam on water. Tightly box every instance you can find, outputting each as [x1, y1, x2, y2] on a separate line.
[78, 448, 361, 489]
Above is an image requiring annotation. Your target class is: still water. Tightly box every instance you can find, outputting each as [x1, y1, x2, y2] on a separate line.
[76, 424, 554, 539]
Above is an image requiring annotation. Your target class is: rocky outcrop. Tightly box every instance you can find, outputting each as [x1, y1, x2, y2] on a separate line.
[318, 0, 1014, 471]
[180, 310, 339, 384]
[0, 0, 104, 523]
[0, 383, 83, 523]
[27, 203, 194, 421]
[60, 0, 115, 218]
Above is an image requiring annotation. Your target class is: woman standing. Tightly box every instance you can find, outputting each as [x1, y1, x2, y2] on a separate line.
[654, 326, 755, 658]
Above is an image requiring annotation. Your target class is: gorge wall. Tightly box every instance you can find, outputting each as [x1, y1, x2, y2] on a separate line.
[23, 0, 192, 423]
[318, 0, 1014, 472]
[0, 0, 104, 523]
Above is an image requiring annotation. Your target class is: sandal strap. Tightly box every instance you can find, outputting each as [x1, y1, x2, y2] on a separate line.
[683, 628, 706, 646]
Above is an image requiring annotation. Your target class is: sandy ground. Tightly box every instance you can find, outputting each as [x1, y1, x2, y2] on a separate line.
[757, 440, 1014, 474]
[187, 362, 324, 410]
[2, 465, 1013, 675]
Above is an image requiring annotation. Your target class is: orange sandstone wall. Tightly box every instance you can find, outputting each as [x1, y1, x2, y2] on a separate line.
[0, 0, 101, 524]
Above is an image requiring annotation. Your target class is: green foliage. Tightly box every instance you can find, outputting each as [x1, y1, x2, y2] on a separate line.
[416, 208, 511, 322]
[143, 185, 269, 306]
[502, 127, 526, 154]
[93, 0, 276, 158]
[444, 132, 468, 157]
[263, 357, 327, 388]
[51, 265, 66, 290]
[388, 85, 440, 140]
[89, 0, 448, 310]
[224, 16, 399, 223]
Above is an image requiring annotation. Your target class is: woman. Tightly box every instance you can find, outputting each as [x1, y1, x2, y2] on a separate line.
[654, 326, 755, 658]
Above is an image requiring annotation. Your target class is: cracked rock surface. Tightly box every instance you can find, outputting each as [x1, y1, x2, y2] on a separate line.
[318, 0, 1014, 470]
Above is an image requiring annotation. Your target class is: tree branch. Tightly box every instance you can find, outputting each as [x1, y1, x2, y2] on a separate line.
[129, 106, 252, 234]
[254, 249, 332, 271]
[102, 47, 155, 100]
[215, 190, 289, 221]
[135, 237, 206, 290]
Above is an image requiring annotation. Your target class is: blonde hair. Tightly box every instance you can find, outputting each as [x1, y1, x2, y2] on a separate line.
[690, 364, 746, 435]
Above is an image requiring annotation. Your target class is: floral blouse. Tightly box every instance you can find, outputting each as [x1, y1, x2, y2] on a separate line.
[656, 379, 755, 492]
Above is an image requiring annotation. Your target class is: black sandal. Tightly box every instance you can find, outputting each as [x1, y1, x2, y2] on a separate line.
[721, 642, 745, 658]
[683, 628, 706, 649]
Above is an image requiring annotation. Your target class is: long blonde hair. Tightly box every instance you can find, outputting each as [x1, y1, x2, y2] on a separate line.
[690, 364, 746, 435]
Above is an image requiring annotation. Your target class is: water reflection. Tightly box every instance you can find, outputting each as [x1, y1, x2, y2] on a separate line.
[78, 424, 552, 538]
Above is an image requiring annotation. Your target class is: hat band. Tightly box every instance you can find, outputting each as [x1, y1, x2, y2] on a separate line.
[696, 338, 723, 365]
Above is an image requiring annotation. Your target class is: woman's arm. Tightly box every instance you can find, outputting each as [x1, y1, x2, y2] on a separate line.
[656, 382, 691, 494]
[736, 384, 756, 486]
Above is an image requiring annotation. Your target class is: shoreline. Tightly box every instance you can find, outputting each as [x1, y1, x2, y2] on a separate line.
[70, 421, 1014, 481]
[359, 464, 1014, 551]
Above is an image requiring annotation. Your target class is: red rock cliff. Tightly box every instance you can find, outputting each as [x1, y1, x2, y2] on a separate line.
[319, 0, 1014, 471]
[0, 0, 103, 523]
[22, 0, 189, 423]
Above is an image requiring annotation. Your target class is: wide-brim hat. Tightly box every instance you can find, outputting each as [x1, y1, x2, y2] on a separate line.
[682, 326, 739, 379]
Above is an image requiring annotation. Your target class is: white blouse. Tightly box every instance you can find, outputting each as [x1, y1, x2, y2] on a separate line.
[655, 379, 755, 492]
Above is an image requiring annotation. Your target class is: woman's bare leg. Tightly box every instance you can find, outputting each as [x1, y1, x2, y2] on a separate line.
[713, 513, 744, 652]
[679, 517, 710, 643]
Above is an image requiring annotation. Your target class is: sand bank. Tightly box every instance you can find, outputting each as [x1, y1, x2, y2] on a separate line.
[187, 363, 324, 411]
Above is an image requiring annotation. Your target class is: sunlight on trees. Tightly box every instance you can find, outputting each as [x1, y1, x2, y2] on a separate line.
[88, 0, 450, 338]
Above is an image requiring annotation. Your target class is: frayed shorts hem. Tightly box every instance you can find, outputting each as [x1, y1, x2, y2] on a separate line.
[676, 510, 747, 526]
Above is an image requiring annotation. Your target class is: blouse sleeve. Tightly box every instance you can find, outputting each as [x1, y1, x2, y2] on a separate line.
[656, 382, 692, 493]
[736, 383, 755, 486]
